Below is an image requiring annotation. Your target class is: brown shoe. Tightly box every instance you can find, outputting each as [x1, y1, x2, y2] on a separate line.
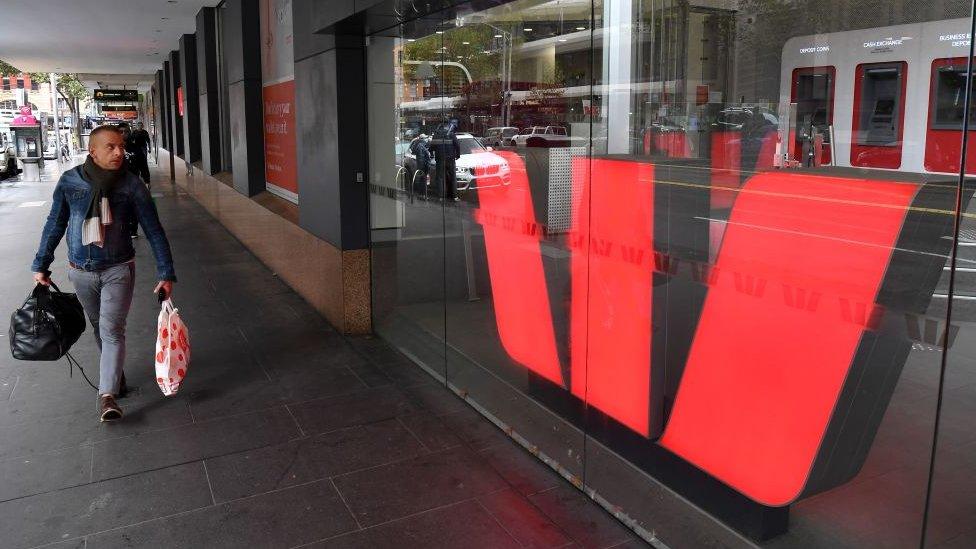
[99, 395, 123, 422]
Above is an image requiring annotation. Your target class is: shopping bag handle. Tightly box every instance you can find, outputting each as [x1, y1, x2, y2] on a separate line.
[157, 288, 168, 304]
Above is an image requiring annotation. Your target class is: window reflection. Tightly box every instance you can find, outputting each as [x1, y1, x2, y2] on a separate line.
[368, 1, 976, 546]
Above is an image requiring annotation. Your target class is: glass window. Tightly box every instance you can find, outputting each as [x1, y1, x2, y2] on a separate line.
[366, 1, 975, 547]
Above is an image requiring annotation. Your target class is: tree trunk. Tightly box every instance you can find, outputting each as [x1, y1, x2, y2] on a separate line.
[73, 98, 82, 151]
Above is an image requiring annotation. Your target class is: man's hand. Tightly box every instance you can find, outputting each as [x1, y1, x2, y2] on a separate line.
[33, 272, 51, 286]
[154, 280, 174, 300]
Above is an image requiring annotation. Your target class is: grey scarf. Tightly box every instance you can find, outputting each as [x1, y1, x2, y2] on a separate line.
[80, 156, 123, 247]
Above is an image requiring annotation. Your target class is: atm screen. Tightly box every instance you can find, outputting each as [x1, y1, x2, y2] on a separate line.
[874, 99, 895, 117]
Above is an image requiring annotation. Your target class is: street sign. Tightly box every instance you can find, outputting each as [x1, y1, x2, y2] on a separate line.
[101, 105, 137, 112]
[93, 89, 138, 102]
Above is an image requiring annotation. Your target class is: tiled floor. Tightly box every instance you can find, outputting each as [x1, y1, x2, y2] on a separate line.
[0, 158, 644, 549]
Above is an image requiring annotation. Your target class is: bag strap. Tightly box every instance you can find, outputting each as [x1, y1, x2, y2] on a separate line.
[65, 352, 99, 391]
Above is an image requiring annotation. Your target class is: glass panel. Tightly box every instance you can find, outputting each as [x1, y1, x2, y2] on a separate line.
[924, 41, 976, 549]
[368, 19, 448, 379]
[583, 0, 971, 546]
[365, 1, 974, 547]
[439, 0, 592, 479]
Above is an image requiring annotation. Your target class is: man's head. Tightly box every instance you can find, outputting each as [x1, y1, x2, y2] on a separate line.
[88, 125, 126, 170]
[136, 122, 144, 130]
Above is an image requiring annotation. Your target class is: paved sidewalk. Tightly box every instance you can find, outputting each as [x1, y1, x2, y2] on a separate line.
[0, 158, 644, 549]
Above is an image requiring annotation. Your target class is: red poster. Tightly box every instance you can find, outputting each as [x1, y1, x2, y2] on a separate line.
[177, 86, 184, 117]
[262, 80, 298, 198]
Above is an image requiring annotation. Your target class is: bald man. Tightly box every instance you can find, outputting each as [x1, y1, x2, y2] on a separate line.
[31, 125, 177, 422]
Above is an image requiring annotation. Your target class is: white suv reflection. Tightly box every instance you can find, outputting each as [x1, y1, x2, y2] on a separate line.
[453, 133, 511, 191]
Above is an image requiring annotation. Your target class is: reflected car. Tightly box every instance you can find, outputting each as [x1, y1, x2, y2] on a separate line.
[454, 133, 511, 191]
[712, 107, 778, 131]
[0, 142, 17, 179]
[400, 133, 511, 194]
[483, 126, 519, 147]
[511, 125, 569, 147]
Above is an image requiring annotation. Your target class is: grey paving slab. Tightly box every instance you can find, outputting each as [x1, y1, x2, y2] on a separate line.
[438, 406, 510, 451]
[287, 385, 419, 435]
[90, 406, 300, 480]
[529, 485, 639, 549]
[0, 445, 92, 502]
[400, 383, 470, 416]
[0, 158, 642, 548]
[0, 394, 193, 459]
[397, 412, 464, 451]
[478, 440, 567, 498]
[0, 382, 180, 428]
[308, 499, 521, 549]
[0, 461, 212, 549]
[86, 479, 357, 549]
[345, 360, 396, 388]
[0, 373, 15, 400]
[369, 358, 438, 388]
[332, 445, 507, 527]
[187, 363, 366, 420]
[205, 418, 426, 503]
[478, 488, 573, 548]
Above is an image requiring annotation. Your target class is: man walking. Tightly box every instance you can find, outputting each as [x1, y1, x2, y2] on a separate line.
[122, 122, 151, 186]
[31, 125, 177, 422]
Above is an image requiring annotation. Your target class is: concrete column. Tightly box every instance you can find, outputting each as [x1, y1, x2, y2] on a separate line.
[155, 69, 167, 151]
[168, 50, 185, 158]
[294, 0, 368, 251]
[223, 0, 265, 196]
[196, 7, 222, 174]
[162, 60, 176, 180]
[179, 33, 202, 163]
[602, 0, 634, 154]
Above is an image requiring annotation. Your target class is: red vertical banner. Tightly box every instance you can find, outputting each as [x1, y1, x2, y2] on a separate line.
[177, 87, 184, 117]
[260, 0, 297, 201]
[262, 80, 298, 199]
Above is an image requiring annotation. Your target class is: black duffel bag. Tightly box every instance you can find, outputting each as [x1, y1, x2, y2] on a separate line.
[9, 281, 86, 361]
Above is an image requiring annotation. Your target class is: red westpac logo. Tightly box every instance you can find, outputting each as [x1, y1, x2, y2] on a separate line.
[473, 153, 920, 506]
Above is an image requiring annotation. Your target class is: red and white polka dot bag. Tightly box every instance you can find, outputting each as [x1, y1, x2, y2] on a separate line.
[154, 298, 190, 396]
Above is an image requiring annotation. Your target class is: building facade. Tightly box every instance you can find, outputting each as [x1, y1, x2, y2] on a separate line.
[151, 1, 976, 546]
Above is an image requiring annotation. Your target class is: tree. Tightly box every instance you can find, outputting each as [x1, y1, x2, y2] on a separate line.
[0, 59, 20, 76]
[1, 59, 91, 148]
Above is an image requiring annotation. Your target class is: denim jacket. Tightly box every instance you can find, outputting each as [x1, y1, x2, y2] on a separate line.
[31, 166, 177, 281]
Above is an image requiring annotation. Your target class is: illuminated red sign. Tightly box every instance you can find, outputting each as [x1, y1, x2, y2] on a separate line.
[473, 155, 922, 506]
[177, 86, 185, 117]
[659, 172, 918, 506]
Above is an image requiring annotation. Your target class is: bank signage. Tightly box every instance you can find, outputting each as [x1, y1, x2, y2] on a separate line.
[93, 89, 138, 102]
[469, 151, 958, 509]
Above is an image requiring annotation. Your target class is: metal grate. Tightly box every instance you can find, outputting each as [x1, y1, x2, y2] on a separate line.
[547, 146, 588, 233]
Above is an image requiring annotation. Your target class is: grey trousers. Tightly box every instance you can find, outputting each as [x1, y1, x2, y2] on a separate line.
[67, 262, 136, 395]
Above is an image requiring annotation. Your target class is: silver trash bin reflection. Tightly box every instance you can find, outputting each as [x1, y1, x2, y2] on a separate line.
[21, 159, 40, 181]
